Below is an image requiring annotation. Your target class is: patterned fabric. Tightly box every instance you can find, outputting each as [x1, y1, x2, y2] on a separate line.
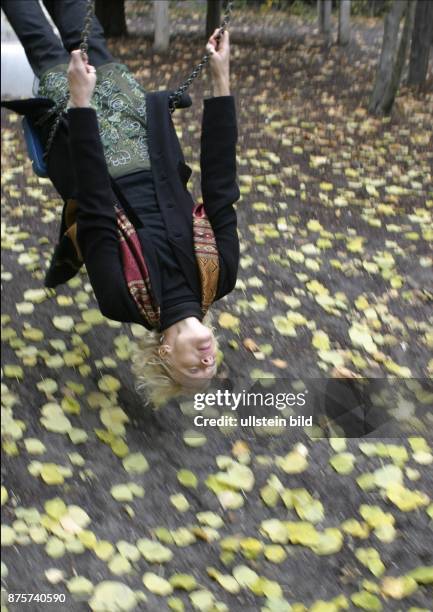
[115, 205, 160, 326]
[38, 62, 150, 178]
[192, 203, 220, 313]
[115, 202, 220, 327]
[63, 199, 220, 329]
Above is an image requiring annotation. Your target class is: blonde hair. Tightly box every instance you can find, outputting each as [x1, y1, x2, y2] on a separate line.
[131, 312, 218, 408]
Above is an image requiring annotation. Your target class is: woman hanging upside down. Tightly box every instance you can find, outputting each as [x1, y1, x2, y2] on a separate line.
[2, 0, 240, 406]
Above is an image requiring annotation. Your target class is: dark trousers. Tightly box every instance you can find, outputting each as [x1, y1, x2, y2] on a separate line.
[1, 0, 113, 77]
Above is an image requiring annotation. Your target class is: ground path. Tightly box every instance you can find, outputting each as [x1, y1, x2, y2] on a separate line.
[1, 8, 432, 612]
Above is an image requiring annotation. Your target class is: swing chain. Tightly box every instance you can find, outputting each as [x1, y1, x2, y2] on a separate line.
[168, 0, 234, 114]
[79, 0, 95, 57]
[43, 100, 66, 161]
[43, 0, 95, 161]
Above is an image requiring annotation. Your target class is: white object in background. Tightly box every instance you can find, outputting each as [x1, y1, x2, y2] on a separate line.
[1, 9, 34, 97]
[1, 2, 59, 98]
[1, 42, 36, 98]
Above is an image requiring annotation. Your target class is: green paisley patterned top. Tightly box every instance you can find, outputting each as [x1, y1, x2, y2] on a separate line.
[38, 62, 151, 179]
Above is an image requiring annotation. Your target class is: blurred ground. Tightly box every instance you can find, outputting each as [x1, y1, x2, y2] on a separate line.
[1, 4, 432, 612]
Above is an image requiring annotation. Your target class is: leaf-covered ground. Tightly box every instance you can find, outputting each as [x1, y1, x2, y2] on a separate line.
[1, 6, 433, 612]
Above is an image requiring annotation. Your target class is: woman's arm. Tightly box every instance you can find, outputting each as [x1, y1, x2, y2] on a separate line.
[201, 29, 239, 221]
[200, 96, 240, 298]
[66, 51, 145, 324]
[201, 30, 240, 297]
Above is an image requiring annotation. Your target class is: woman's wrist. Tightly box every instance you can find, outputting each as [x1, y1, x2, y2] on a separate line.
[212, 75, 230, 97]
[69, 98, 92, 108]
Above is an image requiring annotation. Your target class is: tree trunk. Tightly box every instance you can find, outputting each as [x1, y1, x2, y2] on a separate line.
[408, 0, 433, 86]
[381, 0, 416, 113]
[338, 0, 351, 45]
[318, 0, 332, 44]
[206, 0, 222, 40]
[95, 0, 127, 38]
[153, 0, 170, 52]
[369, 0, 411, 115]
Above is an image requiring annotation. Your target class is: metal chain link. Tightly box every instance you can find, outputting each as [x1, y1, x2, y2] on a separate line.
[169, 0, 234, 113]
[79, 0, 95, 57]
[43, 0, 95, 160]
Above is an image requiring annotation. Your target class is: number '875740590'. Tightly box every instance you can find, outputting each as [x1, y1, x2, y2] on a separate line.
[6, 593, 66, 604]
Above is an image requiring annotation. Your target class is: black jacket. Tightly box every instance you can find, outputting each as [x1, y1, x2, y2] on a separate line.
[2, 91, 240, 329]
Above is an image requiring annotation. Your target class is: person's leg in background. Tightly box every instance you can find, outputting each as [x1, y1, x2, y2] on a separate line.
[1, 0, 69, 77]
[41, 0, 114, 67]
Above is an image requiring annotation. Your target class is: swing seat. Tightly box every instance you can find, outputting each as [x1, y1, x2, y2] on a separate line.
[22, 115, 48, 178]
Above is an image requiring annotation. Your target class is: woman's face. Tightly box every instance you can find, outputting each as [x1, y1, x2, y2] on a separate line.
[160, 319, 218, 388]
